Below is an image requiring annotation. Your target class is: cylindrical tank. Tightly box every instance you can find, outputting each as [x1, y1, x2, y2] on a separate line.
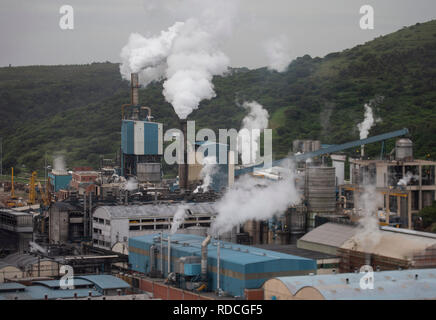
[305, 167, 336, 214]
[395, 139, 413, 161]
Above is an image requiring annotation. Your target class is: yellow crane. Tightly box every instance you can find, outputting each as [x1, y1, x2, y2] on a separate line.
[28, 171, 37, 205]
[37, 181, 51, 207]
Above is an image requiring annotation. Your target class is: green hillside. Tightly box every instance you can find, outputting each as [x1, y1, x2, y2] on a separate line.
[0, 20, 435, 176]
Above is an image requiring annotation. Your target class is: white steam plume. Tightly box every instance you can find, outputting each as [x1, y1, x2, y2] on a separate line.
[264, 35, 292, 72]
[194, 156, 218, 193]
[398, 172, 418, 186]
[170, 205, 188, 234]
[124, 177, 138, 191]
[53, 155, 66, 172]
[352, 183, 382, 258]
[238, 101, 269, 165]
[120, 1, 237, 119]
[211, 159, 300, 235]
[357, 103, 376, 140]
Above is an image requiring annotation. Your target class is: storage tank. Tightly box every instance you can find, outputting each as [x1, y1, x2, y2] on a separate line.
[395, 138, 413, 161]
[305, 167, 336, 215]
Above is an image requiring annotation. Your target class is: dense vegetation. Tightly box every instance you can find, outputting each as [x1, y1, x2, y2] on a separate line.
[0, 20, 435, 177]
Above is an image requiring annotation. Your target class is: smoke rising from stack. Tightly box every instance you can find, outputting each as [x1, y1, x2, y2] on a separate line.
[264, 35, 292, 72]
[194, 156, 218, 193]
[170, 205, 188, 234]
[211, 158, 300, 235]
[53, 155, 66, 173]
[120, 0, 237, 119]
[124, 177, 138, 191]
[351, 182, 382, 258]
[357, 103, 375, 140]
[238, 101, 269, 165]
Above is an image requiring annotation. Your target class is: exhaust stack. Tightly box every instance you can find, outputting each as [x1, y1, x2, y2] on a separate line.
[131, 73, 139, 105]
[201, 235, 212, 282]
[179, 120, 189, 192]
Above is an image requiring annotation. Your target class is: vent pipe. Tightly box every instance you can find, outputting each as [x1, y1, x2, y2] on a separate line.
[179, 120, 189, 192]
[168, 235, 171, 275]
[201, 235, 212, 282]
[131, 73, 139, 106]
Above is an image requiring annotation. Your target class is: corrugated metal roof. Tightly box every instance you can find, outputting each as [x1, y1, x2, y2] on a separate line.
[130, 233, 315, 266]
[33, 279, 93, 289]
[272, 268, 436, 300]
[0, 283, 26, 292]
[0, 285, 102, 300]
[95, 202, 216, 219]
[298, 223, 358, 248]
[1, 253, 54, 269]
[253, 244, 338, 260]
[75, 275, 130, 290]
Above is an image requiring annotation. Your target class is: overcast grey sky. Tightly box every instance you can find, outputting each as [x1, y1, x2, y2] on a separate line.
[1, 0, 435, 69]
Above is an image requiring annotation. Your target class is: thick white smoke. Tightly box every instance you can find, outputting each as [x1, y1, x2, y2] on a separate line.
[357, 103, 375, 140]
[53, 155, 66, 172]
[398, 172, 418, 186]
[194, 156, 218, 193]
[238, 101, 269, 165]
[170, 205, 188, 234]
[352, 182, 382, 256]
[120, 1, 236, 119]
[264, 35, 292, 72]
[211, 159, 300, 235]
[124, 177, 138, 191]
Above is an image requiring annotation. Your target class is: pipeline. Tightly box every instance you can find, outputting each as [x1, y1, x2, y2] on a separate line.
[201, 235, 211, 282]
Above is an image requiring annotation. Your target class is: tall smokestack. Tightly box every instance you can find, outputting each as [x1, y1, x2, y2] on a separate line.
[131, 73, 139, 106]
[179, 120, 189, 192]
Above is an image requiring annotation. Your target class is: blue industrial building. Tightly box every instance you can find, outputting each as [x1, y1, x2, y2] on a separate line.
[129, 233, 316, 297]
[48, 171, 72, 192]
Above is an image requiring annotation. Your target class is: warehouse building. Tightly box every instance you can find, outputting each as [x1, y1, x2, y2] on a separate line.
[263, 268, 436, 300]
[92, 203, 217, 250]
[297, 222, 436, 272]
[129, 233, 317, 298]
[0, 253, 62, 280]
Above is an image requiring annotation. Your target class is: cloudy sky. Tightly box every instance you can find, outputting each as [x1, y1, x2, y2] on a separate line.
[1, 0, 435, 69]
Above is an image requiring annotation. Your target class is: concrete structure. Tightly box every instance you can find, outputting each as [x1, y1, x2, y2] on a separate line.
[92, 203, 217, 250]
[0, 209, 33, 253]
[263, 268, 436, 300]
[49, 202, 83, 244]
[348, 158, 436, 228]
[331, 154, 346, 186]
[70, 167, 98, 192]
[129, 233, 317, 297]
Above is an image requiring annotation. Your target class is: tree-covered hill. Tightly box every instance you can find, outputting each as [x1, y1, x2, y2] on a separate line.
[0, 20, 435, 176]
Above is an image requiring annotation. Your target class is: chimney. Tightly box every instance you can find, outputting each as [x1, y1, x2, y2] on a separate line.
[201, 235, 212, 282]
[131, 73, 139, 106]
[179, 120, 189, 192]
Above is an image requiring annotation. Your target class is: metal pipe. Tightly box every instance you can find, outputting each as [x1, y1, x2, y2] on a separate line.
[160, 232, 163, 275]
[179, 120, 188, 192]
[167, 234, 171, 275]
[217, 236, 220, 293]
[141, 106, 152, 120]
[201, 235, 211, 282]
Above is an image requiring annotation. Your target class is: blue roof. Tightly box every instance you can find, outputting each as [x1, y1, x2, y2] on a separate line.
[33, 279, 93, 289]
[0, 285, 102, 300]
[272, 268, 436, 300]
[75, 275, 130, 290]
[0, 283, 26, 292]
[130, 233, 314, 266]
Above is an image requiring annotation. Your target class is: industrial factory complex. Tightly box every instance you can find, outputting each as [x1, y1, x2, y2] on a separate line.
[0, 72, 435, 301]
